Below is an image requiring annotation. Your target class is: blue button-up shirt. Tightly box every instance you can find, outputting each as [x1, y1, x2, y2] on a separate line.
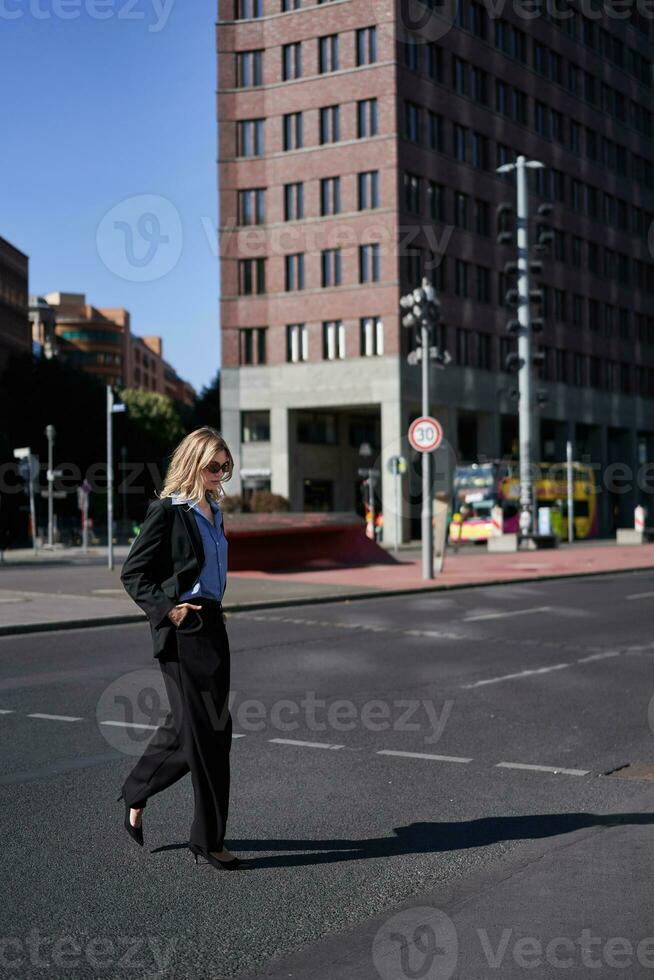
[172, 492, 228, 603]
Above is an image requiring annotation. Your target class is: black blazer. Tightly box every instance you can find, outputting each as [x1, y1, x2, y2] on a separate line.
[120, 495, 224, 659]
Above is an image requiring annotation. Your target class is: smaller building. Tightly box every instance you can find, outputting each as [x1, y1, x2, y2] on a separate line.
[0, 236, 30, 373]
[40, 292, 195, 405]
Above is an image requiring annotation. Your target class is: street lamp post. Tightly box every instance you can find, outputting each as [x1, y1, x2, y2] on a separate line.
[496, 155, 547, 538]
[106, 386, 127, 570]
[400, 277, 451, 579]
[45, 424, 55, 548]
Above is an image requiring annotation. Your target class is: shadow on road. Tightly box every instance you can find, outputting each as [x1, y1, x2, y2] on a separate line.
[151, 812, 654, 869]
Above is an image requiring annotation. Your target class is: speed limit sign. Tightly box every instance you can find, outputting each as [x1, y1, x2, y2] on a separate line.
[408, 416, 443, 453]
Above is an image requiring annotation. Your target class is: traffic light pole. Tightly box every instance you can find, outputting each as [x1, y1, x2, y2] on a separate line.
[421, 316, 433, 579]
[516, 157, 534, 536]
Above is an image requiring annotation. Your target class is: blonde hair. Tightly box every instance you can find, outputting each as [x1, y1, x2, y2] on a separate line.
[158, 427, 234, 507]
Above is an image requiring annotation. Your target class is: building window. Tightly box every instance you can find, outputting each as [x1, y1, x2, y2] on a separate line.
[452, 56, 467, 95]
[428, 111, 444, 151]
[239, 327, 267, 365]
[322, 320, 345, 359]
[356, 26, 377, 66]
[456, 328, 471, 365]
[283, 112, 303, 150]
[319, 105, 340, 144]
[402, 36, 421, 72]
[454, 191, 469, 229]
[236, 49, 263, 87]
[286, 323, 308, 362]
[427, 42, 443, 81]
[471, 132, 488, 169]
[237, 118, 264, 156]
[477, 332, 492, 369]
[241, 410, 270, 442]
[236, 0, 262, 18]
[453, 124, 467, 162]
[297, 412, 338, 444]
[357, 98, 378, 138]
[404, 173, 421, 213]
[360, 317, 384, 356]
[285, 253, 305, 291]
[476, 265, 491, 302]
[284, 182, 304, 220]
[282, 41, 302, 80]
[359, 171, 380, 210]
[237, 188, 265, 226]
[321, 249, 342, 287]
[281, 0, 301, 9]
[320, 176, 341, 215]
[318, 34, 339, 73]
[238, 258, 266, 295]
[474, 198, 490, 236]
[455, 259, 469, 297]
[428, 181, 445, 221]
[359, 243, 381, 283]
[405, 102, 421, 143]
[471, 66, 488, 104]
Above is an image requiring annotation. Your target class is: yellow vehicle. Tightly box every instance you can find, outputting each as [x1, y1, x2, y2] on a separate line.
[449, 461, 599, 542]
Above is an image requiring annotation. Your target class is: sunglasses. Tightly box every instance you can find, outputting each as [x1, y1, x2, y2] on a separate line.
[205, 460, 230, 475]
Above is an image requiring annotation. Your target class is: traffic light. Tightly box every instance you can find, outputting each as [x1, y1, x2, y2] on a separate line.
[400, 277, 450, 365]
[504, 352, 524, 373]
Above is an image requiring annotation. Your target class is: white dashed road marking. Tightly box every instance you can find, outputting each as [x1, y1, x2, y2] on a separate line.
[626, 591, 654, 601]
[269, 738, 344, 750]
[496, 761, 590, 777]
[377, 750, 472, 764]
[462, 663, 571, 688]
[27, 713, 83, 722]
[463, 606, 552, 622]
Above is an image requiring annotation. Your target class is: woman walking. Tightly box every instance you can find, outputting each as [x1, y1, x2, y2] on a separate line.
[117, 426, 249, 871]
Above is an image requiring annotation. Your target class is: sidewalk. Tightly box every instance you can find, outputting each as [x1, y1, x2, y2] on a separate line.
[0, 539, 652, 635]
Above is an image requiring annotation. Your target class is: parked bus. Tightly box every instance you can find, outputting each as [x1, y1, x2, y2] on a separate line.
[448, 461, 599, 543]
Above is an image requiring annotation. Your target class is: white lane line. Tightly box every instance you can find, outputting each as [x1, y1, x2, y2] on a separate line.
[27, 713, 83, 723]
[462, 662, 571, 688]
[100, 720, 158, 730]
[0, 709, 15, 714]
[626, 591, 654, 600]
[463, 606, 552, 622]
[577, 651, 621, 663]
[377, 749, 473, 764]
[269, 738, 344, 750]
[496, 761, 590, 776]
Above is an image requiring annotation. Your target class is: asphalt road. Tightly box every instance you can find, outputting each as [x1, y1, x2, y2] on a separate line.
[1, 571, 654, 978]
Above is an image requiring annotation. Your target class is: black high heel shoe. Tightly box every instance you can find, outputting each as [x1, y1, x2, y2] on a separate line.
[188, 842, 250, 871]
[117, 792, 144, 847]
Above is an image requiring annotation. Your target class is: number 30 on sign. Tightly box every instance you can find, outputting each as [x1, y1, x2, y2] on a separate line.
[408, 416, 444, 453]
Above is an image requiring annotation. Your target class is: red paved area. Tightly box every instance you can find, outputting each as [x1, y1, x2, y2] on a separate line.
[228, 542, 654, 592]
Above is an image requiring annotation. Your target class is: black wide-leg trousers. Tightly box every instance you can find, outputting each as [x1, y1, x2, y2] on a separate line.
[120, 596, 232, 852]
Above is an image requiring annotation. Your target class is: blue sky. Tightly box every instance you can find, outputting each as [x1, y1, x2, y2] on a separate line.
[1, 0, 221, 394]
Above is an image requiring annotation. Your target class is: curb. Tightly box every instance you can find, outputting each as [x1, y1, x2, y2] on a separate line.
[0, 563, 648, 637]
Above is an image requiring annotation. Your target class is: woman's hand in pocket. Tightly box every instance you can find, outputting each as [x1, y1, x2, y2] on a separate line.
[167, 603, 202, 627]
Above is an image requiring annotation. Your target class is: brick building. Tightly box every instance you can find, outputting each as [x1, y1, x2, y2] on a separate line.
[39, 292, 195, 406]
[0, 236, 30, 374]
[218, 0, 654, 539]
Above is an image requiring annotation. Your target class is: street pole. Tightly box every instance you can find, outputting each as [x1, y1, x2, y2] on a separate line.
[566, 439, 574, 544]
[45, 424, 55, 548]
[107, 385, 114, 570]
[394, 467, 399, 556]
[421, 314, 433, 579]
[515, 157, 534, 537]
